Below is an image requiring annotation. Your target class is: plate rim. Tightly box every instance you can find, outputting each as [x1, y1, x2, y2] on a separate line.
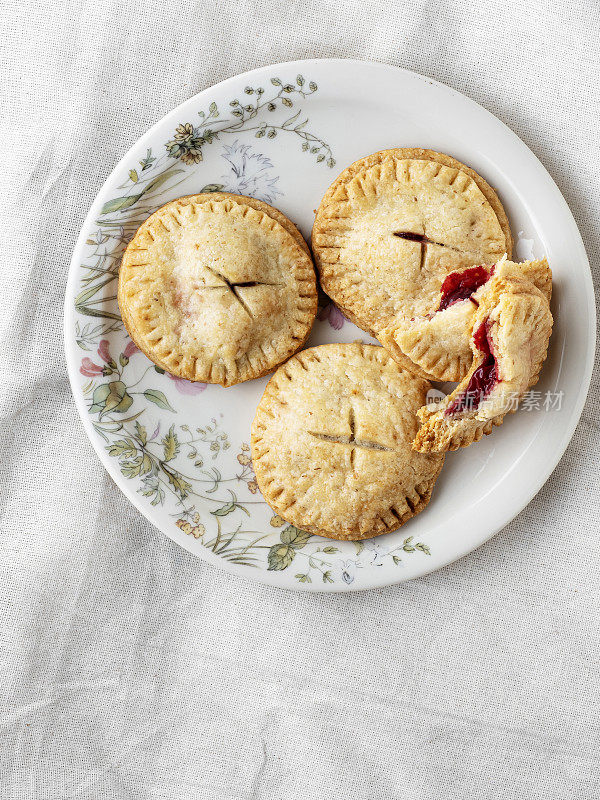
[64, 58, 597, 592]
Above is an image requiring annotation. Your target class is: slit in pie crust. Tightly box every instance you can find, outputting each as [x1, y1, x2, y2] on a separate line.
[251, 343, 445, 540]
[118, 193, 317, 387]
[311, 148, 513, 338]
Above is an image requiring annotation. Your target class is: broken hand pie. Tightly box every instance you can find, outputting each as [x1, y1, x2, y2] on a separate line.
[251, 344, 444, 540]
[379, 257, 552, 381]
[118, 193, 317, 387]
[312, 148, 512, 336]
[413, 276, 553, 453]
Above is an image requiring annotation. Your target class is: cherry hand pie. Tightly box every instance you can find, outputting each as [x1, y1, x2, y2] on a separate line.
[379, 257, 552, 381]
[312, 148, 512, 337]
[413, 275, 553, 452]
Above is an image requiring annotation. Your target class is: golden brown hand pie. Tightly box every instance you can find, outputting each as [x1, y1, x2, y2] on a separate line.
[413, 277, 553, 453]
[312, 148, 512, 337]
[118, 193, 317, 387]
[251, 343, 445, 540]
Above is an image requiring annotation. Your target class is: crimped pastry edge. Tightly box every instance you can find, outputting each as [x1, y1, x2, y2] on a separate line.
[118, 195, 317, 386]
[251, 343, 445, 540]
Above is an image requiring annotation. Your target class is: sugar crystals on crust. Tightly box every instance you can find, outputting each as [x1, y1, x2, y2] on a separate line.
[312, 148, 512, 337]
[118, 193, 317, 387]
[251, 343, 445, 540]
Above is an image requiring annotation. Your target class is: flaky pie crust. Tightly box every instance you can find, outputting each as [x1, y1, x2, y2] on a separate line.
[251, 343, 445, 540]
[379, 257, 552, 382]
[413, 277, 553, 452]
[312, 148, 513, 337]
[118, 193, 317, 387]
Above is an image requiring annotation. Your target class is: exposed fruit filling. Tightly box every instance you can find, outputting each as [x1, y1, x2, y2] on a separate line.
[445, 318, 498, 415]
[437, 265, 491, 311]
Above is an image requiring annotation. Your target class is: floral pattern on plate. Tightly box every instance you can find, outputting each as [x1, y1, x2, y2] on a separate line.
[68, 69, 434, 589]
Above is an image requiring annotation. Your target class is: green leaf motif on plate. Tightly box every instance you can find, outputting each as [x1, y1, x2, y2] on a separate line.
[267, 544, 296, 571]
[134, 421, 147, 446]
[164, 469, 192, 499]
[280, 526, 313, 549]
[100, 193, 144, 215]
[144, 169, 185, 194]
[140, 476, 165, 506]
[121, 453, 153, 479]
[162, 425, 179, 462]
[99, 169, 184, 215]
[90, 381, 133, 415]
[108, 438, 137, 458]
[143, 388, 175, 412]
[212, 502, 236, 517]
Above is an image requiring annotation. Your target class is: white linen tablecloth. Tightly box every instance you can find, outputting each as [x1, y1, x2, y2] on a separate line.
[1, 1, 599, 797]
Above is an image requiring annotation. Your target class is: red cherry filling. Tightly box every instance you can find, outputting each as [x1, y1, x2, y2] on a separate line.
[437, 265, 491, 311]
[445, 318, 498, 416]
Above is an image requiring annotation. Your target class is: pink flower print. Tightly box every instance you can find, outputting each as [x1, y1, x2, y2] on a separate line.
[123, 340, 139, 359]
[80, 358, 104, 377]
[318, 303, 345, 330]
[97, 339, 112, 364]
[167, 373, 208, 395]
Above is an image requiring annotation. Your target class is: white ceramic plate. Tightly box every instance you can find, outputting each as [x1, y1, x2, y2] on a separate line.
[64, 59, 595, 592]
